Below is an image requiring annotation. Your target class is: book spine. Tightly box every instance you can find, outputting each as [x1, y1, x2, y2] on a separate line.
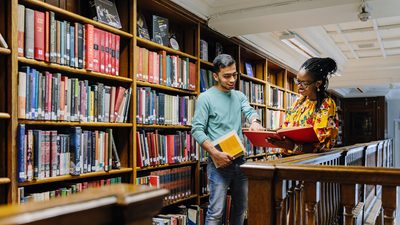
[85, 24, 94, 71]
[17, 124, 26, 183]
[17, 4, 25, 57]
[24, 8, 34, 59]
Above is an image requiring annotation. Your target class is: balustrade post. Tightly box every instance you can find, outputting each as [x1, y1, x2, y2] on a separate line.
[294, 181, 303, 225]
[341, 184, 355, 225]
[382, 185, 396, 225]
[275, 180, 287, 225]
[304, 181, 320, 225]
[241, 164, 275, 225]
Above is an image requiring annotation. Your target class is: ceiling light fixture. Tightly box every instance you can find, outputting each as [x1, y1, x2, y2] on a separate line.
[358, 0, 371, 22]
[280, 32, 320, 58]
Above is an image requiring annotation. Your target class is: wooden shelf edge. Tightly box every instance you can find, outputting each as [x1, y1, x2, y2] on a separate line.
[200, 59, 213, 67]
[18, 57, 133, 83]
[286, 90, 299, 95]
[136, 80, 196, 95]
[18, 168, 133, 187]
[136, 37, 197, 60]
[240, 74, 266, 84]
[19, 120, 133, 127]
[163, 194, 198, 207]
[136, 161, 198, 172]
[0, 178, 11, 185]
[267, 107, 286, 112]
[21, 0, 133, 38]
[0, 112, 11, 119]
[250, 103, 266, 108]
[246, 153, 267, 159]
[0, 47, 11, 55]
[137, 124, 192, 129]
[200, 193, 210, 199]
[268, 83, 286, 91]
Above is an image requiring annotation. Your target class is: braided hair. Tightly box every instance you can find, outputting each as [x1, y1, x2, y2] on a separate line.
[300, 57, 337, 112]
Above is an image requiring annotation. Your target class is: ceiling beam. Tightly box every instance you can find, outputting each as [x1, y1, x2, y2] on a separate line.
[336, 24, 359, 59]
[326, 23, 400, 35]
[372, 19, 387, 58]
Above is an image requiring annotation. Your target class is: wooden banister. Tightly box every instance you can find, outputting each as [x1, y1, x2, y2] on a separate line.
[242, 139, 395, 225]
[0, 184, 168, 225]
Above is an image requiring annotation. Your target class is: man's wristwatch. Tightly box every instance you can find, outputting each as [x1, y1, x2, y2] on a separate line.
[252, 118, 262, 124]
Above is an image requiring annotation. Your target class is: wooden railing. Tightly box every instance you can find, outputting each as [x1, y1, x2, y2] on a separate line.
[242, 139, 394, 225]
[0, 184, 168, 225]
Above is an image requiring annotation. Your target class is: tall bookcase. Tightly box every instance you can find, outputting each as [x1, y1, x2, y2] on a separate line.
[0, 0, 300, 207]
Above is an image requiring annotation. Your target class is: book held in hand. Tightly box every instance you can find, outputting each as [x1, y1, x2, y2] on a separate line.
[243, 126, 319, 148]
[211, 130, 245, 168]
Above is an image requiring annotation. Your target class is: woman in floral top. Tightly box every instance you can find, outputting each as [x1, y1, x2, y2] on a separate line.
[268, 57, 339, 154]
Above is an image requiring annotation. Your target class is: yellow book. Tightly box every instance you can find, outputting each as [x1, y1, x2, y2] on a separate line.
[211, 130, 245, 168]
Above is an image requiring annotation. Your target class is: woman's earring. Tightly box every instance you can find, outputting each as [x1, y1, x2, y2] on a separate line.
[317, 87, 320, 92]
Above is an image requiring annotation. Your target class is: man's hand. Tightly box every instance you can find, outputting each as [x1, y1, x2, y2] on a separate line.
[249, 120, 265, 131]
[210, 151, 233, 168]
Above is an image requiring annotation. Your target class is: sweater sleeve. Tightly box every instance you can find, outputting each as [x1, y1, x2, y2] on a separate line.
[191, 94, 210, 145]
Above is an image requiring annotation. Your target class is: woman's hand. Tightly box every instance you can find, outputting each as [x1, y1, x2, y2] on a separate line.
[267, 136, 295, 151]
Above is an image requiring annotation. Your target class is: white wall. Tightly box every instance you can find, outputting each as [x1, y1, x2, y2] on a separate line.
[387, 99, 400, 139]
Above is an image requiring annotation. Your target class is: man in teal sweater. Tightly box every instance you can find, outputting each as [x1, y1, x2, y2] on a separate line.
[192, 54, 264, 225]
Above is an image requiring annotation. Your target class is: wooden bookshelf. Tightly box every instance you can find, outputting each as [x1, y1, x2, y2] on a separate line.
[0, 0, 300, 211]
[0, 178, 11, 185]
[163, 194, 198, 207]
[267, 106, 286, 112]
[136, 124, 191, 129]
[20, 0, 133, 38]
[136, 81, 197, 95]
[136, 161, 197, 172]
[250, 103, 266, 108]
[0, 48, 11, 55]
[200, 59, 213, 67]
[0, 113, 10, 119]
[240, 73, 267, 84]
[137, 37, 197, 60]
[19, 57, 133, 83]
[18, 168, 133, 187]
[18, 120, 133, 128]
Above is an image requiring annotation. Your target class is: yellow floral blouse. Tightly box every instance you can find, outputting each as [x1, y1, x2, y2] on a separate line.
[282, 96, 339, 152]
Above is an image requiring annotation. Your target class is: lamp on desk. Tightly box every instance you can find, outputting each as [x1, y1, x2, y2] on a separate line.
[280, 32, 320, 58]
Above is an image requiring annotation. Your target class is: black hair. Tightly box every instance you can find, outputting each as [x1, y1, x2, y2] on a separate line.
[212, 54, 236, 73]
[300, 57, 337, 112]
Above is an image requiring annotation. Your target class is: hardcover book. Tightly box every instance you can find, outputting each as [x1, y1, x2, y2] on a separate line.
[243, 126, 319, 148]
[137, 12, 150, 40]
[152, 15, 169, 46]
[89, 0, 122, 29]
[245, 62, 253, 77]
[211, 130, 245, 168]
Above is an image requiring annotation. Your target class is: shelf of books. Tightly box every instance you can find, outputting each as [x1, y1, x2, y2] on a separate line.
[0, 0, 12, 205]
[11, 0, 135, 204]
[0, 0, 302, 219]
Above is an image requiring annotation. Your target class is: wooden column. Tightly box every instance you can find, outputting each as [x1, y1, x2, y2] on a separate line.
[241, 163, 275, 225]
[304, 181, 320, 225]
[382, 185, 396, 225]
[341, 184, 355, 225]
[274, 180, 287, 225]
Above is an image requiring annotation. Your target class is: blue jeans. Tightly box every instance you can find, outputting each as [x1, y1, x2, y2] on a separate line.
[206, 159, 248, 225]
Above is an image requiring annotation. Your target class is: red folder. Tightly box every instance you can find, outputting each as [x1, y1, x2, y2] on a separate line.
[243, 126, 319, 148]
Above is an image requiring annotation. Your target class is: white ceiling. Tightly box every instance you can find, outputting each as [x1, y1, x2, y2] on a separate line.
[171, 0, 400, 99]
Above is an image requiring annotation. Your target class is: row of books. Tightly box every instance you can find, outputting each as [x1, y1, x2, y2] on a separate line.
[199, 166, 209, 196]
[17, 125, 120, 182]
[18, 67, 131, 122]
[287, 93, 298, 107]
[136, 166, 192, 204]
[199, 69, 214, 93]
[240, 80, 265, 104]
[199, 39, 223, 62]
[266, 109, 285, 130]
[17, 177, 121, 204]
[136, 131, 196, 168]
[135, 46, 196, 90]
[136, 87, 195, 125]
[153, 214, 188, 225]
[18, 5, 121, 75]
[241, 108, 265, 129]
[268, 87, 284, 109]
